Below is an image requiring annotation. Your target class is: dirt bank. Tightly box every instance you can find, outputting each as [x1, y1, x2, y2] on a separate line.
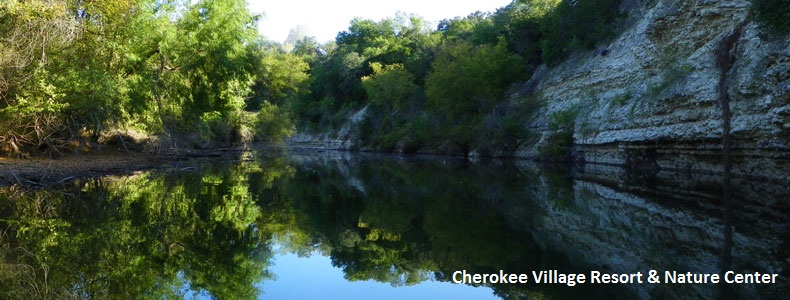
[0, 149, 250, 189]
[0, 152, 164, 187]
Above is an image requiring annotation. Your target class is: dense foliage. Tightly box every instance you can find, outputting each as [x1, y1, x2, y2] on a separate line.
[0, 155, 632, 299]
[751, 0, 790, 35]
[3, 0, 782, 158]
[289, 0, 625, 155]
[0, 155, 293, 299]
[0, 0, 304, 155]
[0, 0, 627, 157]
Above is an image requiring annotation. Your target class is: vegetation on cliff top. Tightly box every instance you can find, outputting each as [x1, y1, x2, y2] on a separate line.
[2, 0, 782, 158]
[290, 0, 623, 156]
[0, 0, 625, 158]
[751, 0, 790, 35]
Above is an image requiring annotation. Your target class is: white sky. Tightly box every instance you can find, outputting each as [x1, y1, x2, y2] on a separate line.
[248, 0, 513, 43]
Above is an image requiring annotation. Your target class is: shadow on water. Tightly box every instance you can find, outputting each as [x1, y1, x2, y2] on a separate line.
[0, 151, 787, 299]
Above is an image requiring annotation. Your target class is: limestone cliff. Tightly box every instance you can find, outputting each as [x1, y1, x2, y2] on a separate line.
[518, 0, 789, 179]
[289, 0, 789, 179]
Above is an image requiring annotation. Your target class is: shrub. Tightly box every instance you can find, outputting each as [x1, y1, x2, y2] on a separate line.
[539, 0, 623, 65]
[538, 129, 573, 161]
[477, 105, 531, 156]
[751, 0, 790, 35]
[361, 63, 419, 110]
[254, 101, 295, 144]
[0, 68, 69, 153]
[198, 111, 229, 145]
[538, 109, 577, 161]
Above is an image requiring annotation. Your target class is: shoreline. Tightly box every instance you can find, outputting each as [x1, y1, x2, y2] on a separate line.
[0, 152, 167, 188]
[0, 148, 255, 188]
[1, 143, 786, 189]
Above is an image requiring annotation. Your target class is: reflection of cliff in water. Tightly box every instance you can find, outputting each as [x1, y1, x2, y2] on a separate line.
[288, 153, 787, 299]
[0, 152, 785, 299]
[509, 162, 788, 299]
[283, 154, 634, 299]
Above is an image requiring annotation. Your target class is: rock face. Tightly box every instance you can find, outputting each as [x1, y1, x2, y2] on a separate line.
[289, 0, 789, 178]
[288, 105, 369, 151]
[518, 0, 789, 179]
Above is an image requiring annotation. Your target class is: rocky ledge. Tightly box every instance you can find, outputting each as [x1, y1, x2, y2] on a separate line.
[518, 0, 789, 179]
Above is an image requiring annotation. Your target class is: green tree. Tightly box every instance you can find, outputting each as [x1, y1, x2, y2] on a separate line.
[289, 14, 438, 133]
[336, 18, 398, 55]
[361, 63, 419, 110]
[438, 11, 500, 45]
[426, 40, 526, 118]
[424, 39, 526, 150]
[494, 0, 561, 62]
[291, 36, 321, 58]
[0, 1, 74, 153]
[246, 44, 310, 110]
[254, 101, 296, 143]
[173, 0, 258, 118]
[539, 0, 622, 65]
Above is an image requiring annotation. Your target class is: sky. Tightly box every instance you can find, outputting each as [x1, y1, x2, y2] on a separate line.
[257, 250, 499, 300]
[248, 0, 513, 43]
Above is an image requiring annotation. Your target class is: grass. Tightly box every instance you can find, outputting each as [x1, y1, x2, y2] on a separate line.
[539, 108, 578, 161]
[612, 90, 632, 106]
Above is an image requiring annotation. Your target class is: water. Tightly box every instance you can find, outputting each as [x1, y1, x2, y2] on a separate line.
[0, 151, 786, 299]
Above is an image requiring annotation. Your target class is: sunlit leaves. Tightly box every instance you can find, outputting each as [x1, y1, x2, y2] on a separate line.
[437, 11, 499, 45]
[422, 39, 526, 149]
[175, 0, 257, 116]
[247, 49, 310, 109]
[211, 185, 260, 231]
[0, 1, 75, 151]
[361, 63, 418, 110]
[0, 0, 297, 152]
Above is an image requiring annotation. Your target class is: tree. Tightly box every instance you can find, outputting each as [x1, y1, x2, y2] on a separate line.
[246, 45, 310, 110]
[174, 0, 258, 117]
[437, 11, 499, 45]
[361, 63, 418, 110]
[539, 0, 622, 65]
[494, 0, 561, 62]
[291, 36, 321, 58]
[336, 18, 397, 55]
[426, 40, 525, 118]
[0, 1, 74, 153]
[425, 40, 526, 149]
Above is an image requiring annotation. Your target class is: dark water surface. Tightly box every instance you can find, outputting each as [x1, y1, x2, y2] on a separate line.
[0, 151, 787, 299]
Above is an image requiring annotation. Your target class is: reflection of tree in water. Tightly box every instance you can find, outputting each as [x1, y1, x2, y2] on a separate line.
[0, 155, 294, 299]
[0, 154, 639, 299]
[275, 157, 628, 300]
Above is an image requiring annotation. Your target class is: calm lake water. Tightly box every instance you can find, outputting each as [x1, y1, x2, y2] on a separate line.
[0, 151, 787, 299]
